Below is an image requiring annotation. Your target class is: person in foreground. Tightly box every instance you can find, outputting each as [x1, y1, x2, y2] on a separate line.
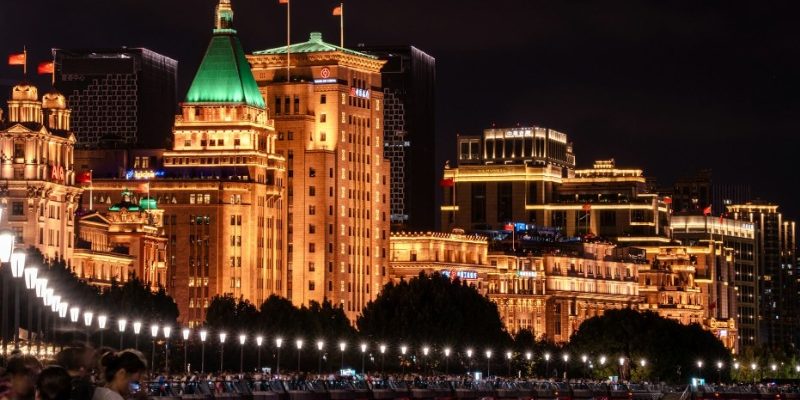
[91, 350, 147, 400]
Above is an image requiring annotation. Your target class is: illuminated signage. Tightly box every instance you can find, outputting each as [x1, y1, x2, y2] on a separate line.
[320, 67, 331, 78]
[314, 78, 336, 84]
[125, 169, 165, 180]
[350, 87, 370, 99]
[50, 165, 65, 183]
[441, 270, 478, 280]
[517, 271, 537, 278]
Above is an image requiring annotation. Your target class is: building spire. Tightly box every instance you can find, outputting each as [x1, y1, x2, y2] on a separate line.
[215, 0, 234, 30]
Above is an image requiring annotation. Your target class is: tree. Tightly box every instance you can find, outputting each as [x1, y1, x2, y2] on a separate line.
[357, 272, 511, 351]
[567, 309, 731, 383]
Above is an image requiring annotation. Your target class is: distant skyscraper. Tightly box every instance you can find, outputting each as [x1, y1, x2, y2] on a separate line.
[359, 45, 436, 231]
[672, 169, 751, 215]
[54, 47, 177, 148]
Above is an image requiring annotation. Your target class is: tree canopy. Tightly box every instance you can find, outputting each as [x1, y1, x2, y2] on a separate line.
[357, 272, 511, 349]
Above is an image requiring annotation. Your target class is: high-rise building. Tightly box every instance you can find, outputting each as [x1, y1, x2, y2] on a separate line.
[358, 45, 437, 231]
[0, 83, 83, 262]
[54, 47, 177, 148]
[727, 203, 796, 349]
[76, 0, 286, 326]
[670, 215, 758, 349]
[671, 169, 751, 215]
[442, 127, 670, 244]
[249, 32, 391, 319]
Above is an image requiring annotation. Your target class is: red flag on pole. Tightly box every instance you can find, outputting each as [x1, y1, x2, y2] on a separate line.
[77, 170, 92, 185]
[663, 196, 672, 205]
[137, 182, 150, 193]
[582, 203, 591, 212]
[37, 61, 54, 75]
[703, 205, 712, 216]
[439, 178, 454, 187]
[504, 223, 514, 232]
[8, 53, 25, 66]
[278, 0, 288, 4]
[332, 5, 342, 15]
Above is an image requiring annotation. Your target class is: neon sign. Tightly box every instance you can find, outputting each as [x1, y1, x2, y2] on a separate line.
[125, 169, 165, 180]
[441, 270, 478, 280]
[517, 271, 537, 278]
[350, 87, 370, 99]
[50, 165, 65, 183]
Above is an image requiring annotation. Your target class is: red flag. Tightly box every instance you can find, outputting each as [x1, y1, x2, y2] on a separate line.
[8, 53, 25, 66]
[77, 170, 92, 185]
[663, 196, 672, 205]
[278, 0, 288, 3]
[582, 203, 591, 212]
[439, 178, 454, 187]
[37, 61, 54, 75]
[719, 213, 725, 224]
[137, 182, 150, 193]
[504, 223, 514, 232]
[332, 5, 342, 15]
[703, 205, 712, 216]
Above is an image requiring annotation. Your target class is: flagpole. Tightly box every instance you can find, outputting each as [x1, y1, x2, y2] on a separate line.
[23, 46, 27, 77]
[286, 0, 291, 83]
[51, 50, 55, 86]
[339, 2, 344, 48]
[89, 170, 93, 211]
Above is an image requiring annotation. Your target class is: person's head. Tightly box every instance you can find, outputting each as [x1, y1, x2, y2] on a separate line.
[100, 350, 147, 396]
[4, 354, 42, 400]
[35, 366, 71, 400]
[54, 347, 93, 378]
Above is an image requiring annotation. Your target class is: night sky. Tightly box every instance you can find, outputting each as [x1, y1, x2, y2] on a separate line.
[2, 0, 798, 220]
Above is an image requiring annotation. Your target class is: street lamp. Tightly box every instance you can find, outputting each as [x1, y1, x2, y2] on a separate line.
[240, 334, 247, 373]
[360, 343, 367, 375]
[133, 321, 142, 350]
[444, 347, 451, 375]
[600, 355, 607, 366]
[296, 339, 303, 373]
[401, 345, 408, 374]
[506, 351, 513, 377]
[10, 249, 25, 349]
[83, 311, 93, 346]
[23, 267, 37, 350]
[150, 324, 159, 371]
[117, 319, 127, 349]
[619, 357, 626, 381]
[219, 332, 227, 372]
[275, 337, 283, 375]
[544, 352, 551, 378]
[199, 330, 208, 374]
[317, 340, 325, 374]
[339, 341, 347, 371]
[526, 352, 533, 378]
[379, 343, 386, 374]
[716, 361, 723, 383]
[163, 326, 172, 374]
[697, 360, 703, 378]
[36, 279, 48, 348]
[486, 350, 492, 377]
[467, 348, 473, 372]
[97, 315, 107, 347]
[182, 328, 190, 374]
[582, 355, 589, 378]
[562, 353, 569, 380]
[256, 336, 264, 372]
[422, 346, 429, 375]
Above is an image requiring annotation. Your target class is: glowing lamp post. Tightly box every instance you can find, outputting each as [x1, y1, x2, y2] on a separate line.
[544, 352, 551, 378]
[339, 341, 347, 370]
[361, 343, 368, 374]
[10, 249, 25, 349]
[150, 324, 159, 371]
[36, 279, 48, 347]
[133, 321, 142, 350]
[444, 347, 451, 374]
[83, 311, 93, 346]
[117, 319, 127, 349]
[256, 335, 264, 371]
[400, 345, 407, 374]
[697, 360, 703, 379]
[240, 334, 247, 373]
[219, 332, 227, 372]
[466, 348, 473, 372]
[296, 339, 304, 373]
[506, 351, 513, 376]
[379, 344, 386, 373]
[486, 350, 492, 377]
[275, 337, 283, 375]
[316, 340, 324, 374]
[23, 267, 37, 349]
[526, 352, 533, 377]
[716, 361, 723, 383]
[97, 315, 108, 347]
[182, 328, 191, 374]
[199, 330, 208, 374]
[163, 326, 172, 374]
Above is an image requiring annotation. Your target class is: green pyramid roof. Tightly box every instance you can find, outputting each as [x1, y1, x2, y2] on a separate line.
[253, 32, 376, 59]
[185, 30, 265, 108]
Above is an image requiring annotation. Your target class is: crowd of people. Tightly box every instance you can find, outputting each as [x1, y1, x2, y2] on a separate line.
[0, 346, 148, 400]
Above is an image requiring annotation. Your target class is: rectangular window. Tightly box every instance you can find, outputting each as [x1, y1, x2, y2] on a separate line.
[309, 186, 316, 196]
[309, 281, 316, 291]
[320, 113, 327, 123]
[309, 243, 316, 253]
[309, 262, 315, 272]
[275, 97, 281, 114]
[309, 205, 316, 215]
[308, 224, 316, 234]
[293, 96, 300, 114]
[11, 202, 23, 216]
[320, 94, 327, 104]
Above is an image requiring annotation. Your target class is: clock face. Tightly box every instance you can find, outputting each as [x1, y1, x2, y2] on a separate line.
[320, 67, 331, 79]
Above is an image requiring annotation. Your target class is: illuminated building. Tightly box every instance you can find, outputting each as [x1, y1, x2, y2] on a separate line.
[670, 169, 751, 215]
[727, 203, 796, 349]
[249, 31, 391, 319]
[73, 190, 167, 289]
[358, 45, 437, 231]
[54, 47, 177, 148]
[670, 215, 758, 348]
[0, 83, 82, 261]
[636, 244, 738, 351]
[442, 128, 670, 243]
[389, 231, 490, 288]
[77, 0, 286, 326]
